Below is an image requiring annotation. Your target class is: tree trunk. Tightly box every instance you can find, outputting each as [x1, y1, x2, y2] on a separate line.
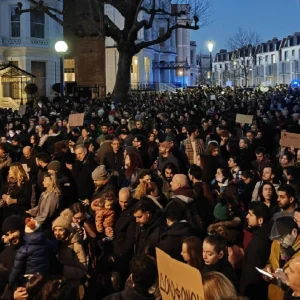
[112, 50, 134, 104]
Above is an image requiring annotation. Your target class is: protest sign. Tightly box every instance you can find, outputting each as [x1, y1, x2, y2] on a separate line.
[18, 105, 26, 116]
[68, 113, 84, 127]
[236, 114, 253, 124]
[210, 95, 216, 101]
[281, 131, 300, 149]
[156, 248, 204, 300]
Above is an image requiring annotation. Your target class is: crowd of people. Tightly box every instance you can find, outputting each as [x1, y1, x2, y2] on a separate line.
[0, 85, 299, 299]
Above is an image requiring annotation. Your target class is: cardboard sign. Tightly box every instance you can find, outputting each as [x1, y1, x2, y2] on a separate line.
[210, 94, 216, 101]
[236, 114, 253, 124]
[68, 113, 84, 127]
[18, 105, 26, 116]
[156, 248, 204, 300]
[281, 131, 300, 149]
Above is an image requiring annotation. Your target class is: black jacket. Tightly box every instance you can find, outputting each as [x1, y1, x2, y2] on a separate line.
[71, 154, 98, 200]
[20, 155, 38, 183]
[135, 210, 164, 256]
[0, 244, 20, 273]
[104, 150, 124, 174]
[112, 202, 137, 263]
[202, 257, 239, 292]
[158, 221, 196, 261]
[104, 287, 155, 300]
[240, 222, 272, 300]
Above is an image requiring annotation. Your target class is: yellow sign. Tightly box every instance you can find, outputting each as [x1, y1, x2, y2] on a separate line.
[156, 248, 204, 300]
[236, 114, 253, 124]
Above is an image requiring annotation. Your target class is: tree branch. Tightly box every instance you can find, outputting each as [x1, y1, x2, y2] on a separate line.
[104, 14, 124, 43]
[135, 22, 199, 53]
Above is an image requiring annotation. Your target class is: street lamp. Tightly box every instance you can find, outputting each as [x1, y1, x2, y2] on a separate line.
[207, 41, 214, 87]
[55, 41, 68, 98]
[179, 70, 184, 88]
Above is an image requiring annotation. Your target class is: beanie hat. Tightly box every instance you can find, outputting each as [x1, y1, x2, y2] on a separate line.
[47, 160, 61, 172]
[213, 203, 230, 221]
[52, 209, 74, 232]
[92, 165, 109, 181]
[2, 215, 24, 234]
[25, 218, 40, 233]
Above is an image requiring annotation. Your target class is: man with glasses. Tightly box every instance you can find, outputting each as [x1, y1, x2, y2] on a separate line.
[263, 216, 300, 300]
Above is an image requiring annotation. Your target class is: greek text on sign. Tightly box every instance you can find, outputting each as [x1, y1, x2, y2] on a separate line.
[236, 114, 253, 124]
[156, 248, 204, 300]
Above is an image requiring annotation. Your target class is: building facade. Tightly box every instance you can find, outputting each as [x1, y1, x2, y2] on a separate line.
[213, 32, 300, 87]
[105, 1, 195, 93]
[0, 0, 62, 101]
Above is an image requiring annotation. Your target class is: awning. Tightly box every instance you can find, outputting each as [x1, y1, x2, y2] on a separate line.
[0, 64, 36, 78]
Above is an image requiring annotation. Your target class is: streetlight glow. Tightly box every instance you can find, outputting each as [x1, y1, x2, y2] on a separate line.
[179, 70, 183, 76]
[55, 41, 68, 53]
[208, 40, 214, 53]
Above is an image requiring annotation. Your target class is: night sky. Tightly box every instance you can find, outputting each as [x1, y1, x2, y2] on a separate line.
[191, 0, 300, 54]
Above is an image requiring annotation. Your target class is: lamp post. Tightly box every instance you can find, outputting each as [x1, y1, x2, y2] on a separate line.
[55, 41, 68, 98]
[208, 40, 214, 87]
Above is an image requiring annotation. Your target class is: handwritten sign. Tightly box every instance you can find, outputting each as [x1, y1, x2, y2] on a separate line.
[68, 113, 84, 127]
[156, 248, 204, 300]
[236, 114, 253, 124]
[18, 105, 26, 116]
[281, 131, 300, 149]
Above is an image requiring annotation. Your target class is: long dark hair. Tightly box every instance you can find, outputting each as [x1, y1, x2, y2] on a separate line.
[125, 152, 143, 178]
[182, 236, 203, 271]
[258, 181, 277, 206]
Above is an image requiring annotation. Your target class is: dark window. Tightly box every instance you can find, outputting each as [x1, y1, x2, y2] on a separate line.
[30, 10, 45, 38]
[31, 61, 46, 96]
[11, 6, 20, 37]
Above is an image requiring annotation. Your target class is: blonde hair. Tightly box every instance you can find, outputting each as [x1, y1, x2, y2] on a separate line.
[9, 163, 28, 187]
[133, 182, 148, 200]
[203, 272, 237, 300]
[44, 173, 61, 195]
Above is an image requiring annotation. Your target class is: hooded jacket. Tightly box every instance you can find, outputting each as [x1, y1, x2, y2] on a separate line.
[158, 221, 197, 262]
[9, 231, 57, 287]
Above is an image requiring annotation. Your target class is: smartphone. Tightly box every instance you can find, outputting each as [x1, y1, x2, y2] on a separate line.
[256, 267, 273, 278]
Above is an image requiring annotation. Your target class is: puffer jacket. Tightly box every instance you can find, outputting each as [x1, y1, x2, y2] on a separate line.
[91, 200, 116, 232]
[57, 232, 88, 280]
[9, 231, 57, 287]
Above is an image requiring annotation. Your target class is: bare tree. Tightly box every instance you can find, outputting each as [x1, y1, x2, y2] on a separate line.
[16, 0, 212, 103]
[227, 27, 261, 87]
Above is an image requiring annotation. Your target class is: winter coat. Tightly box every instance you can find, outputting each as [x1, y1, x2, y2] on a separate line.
[57, 232, 88, 280]
[240, 222, 272, 300]
[97, 141, 113, 164]
[201, 257, 239, 292]
[2, 180, 32, 217]
[91, 201, 115, 233]
[20, 155, 38, 183]
[134, 210, 164, 256]
[71, 154, 98, 200]
[111, 203, 137, 266]
[9, 232, 57, 287]
[158, 221, 197, 262]
[104, 287, 155, 300]
[28, 191, 60, 226]
[0, 244, 20, 273]
[157, 153, 181, 174]
[266, 236, 300, 300]
[103, 150, 124, 174]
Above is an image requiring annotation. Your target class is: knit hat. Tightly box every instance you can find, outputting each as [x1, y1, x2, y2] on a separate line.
[270, 216, 297, 240]
[92, 165, 109, 181]
[25, 218, 40, 233]
[165, 135, 176, 142]
[2, 215, 24, 234]
[52, 209, 74, 232]
[47, 160, 61, 172]
[213, 203, 230, 221]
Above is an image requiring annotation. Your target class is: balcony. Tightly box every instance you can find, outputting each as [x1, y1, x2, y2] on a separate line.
[2, 37, 49, 48]
[265, 64, 277, 76]
[279, 62, 291, 74]
[160, 44, 177, 53]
